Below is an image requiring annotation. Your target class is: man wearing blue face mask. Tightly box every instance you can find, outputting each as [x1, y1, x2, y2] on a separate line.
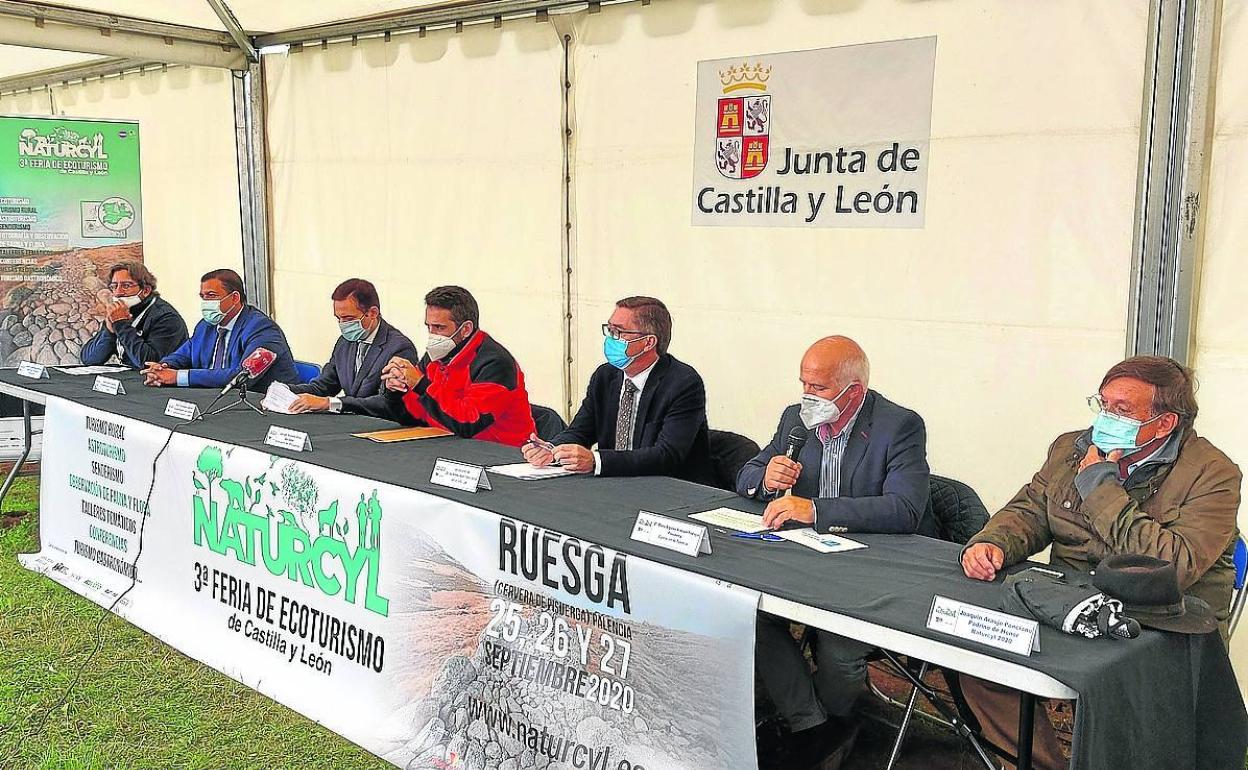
[960, 355, 1242, 770]
[285, 278, 417, 418]
[143, 268, 297, 390]
[522, 295, 714, 484]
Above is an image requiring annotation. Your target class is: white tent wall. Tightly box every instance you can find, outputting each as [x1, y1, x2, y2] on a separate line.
[568, 0, 1147, 510]
[0, 66, 244, 323]
[1198, 3, 1248, 689]
[263, 23, 566, 409]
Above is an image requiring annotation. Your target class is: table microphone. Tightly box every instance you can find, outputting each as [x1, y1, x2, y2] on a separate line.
[782, 424, 808, 497]
[219, 347, 277, 396]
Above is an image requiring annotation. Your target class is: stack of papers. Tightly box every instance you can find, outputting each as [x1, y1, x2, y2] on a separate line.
[487, 462, 575, 480]
[261, 381, 299, 414]
[773, 529, 867, 554]
[688, 507, 768, 533]
[54, 365, 130, 376]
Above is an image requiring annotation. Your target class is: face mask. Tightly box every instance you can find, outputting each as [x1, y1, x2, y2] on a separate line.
[799, 384, 855, 429]
[604, 335, 652, 370]
[1091, 410, 1161, 453]
[118, 294, 142, 309]
[427, 323, 466, 362]
[201, 299, 227, 326]
[338, 318, 368, 343]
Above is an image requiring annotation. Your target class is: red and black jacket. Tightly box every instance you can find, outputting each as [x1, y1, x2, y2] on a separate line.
[389, 330, 535, 447]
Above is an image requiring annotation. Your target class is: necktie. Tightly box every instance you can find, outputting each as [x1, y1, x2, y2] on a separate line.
[614, 379, 638, 451]
[354, 342, 369, 376]
[210, 327, 227, 369]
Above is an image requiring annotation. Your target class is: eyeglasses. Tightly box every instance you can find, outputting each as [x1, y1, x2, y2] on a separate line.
[1087, 394, 1152, 421]
[108, 281, 139, 291]
[601, 324, 648, 341]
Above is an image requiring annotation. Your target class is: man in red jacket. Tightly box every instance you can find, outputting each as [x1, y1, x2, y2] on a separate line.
[381, 286, 535, 447]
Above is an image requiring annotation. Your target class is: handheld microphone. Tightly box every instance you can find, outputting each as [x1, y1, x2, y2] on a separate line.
[783, 425, 808, 460]
[219, 347, 277, 396]
[781, 425, 808, 497]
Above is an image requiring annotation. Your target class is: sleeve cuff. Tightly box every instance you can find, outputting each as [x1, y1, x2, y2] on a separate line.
[593, 450, 602, 476]
[176, 370, 188, 387]
[1074, 462, 1118, 500]
[328, 397, 343, 413]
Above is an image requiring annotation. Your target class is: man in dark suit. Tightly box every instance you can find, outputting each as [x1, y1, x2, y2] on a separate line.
[81, 261, 187, 368]
[736, 335, 932, 769]
[521, 296, 714, 485]
[286, 278, 418, 419]
[142, 268, 297, 390]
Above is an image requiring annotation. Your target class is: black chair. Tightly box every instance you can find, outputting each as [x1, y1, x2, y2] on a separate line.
[530, 404, 567, 443]
[867, 474, 998, 770]
[706, 429, 760, 492]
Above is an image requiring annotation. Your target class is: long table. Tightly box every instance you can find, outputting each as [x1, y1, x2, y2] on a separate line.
[3, 368, 1244, 770]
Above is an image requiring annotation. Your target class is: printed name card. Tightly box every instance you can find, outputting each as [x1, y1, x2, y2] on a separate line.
[17, 361, 48, 379]
[631, 511, 712, 557]
[92, 375, 126, 396]
[164, 398, 201, 421]
[264, 425, 312, 453]
[927, 595, 1040, 656]
[430, 458, 491, 493]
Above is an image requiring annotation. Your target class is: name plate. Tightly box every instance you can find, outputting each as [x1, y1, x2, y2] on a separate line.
[164, 398, 201, 421]
[92, 375, 126, 396]
[17, 361, 48, 379]
[430, 458, 491, 493]
[265, 425, 312, 452]
[631, 510, 711, 557]
[927, 595, 1040, 656]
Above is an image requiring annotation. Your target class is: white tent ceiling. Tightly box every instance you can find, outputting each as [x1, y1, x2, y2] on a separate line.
[0, 1, 490, 81]
[8, 1, 456, 34]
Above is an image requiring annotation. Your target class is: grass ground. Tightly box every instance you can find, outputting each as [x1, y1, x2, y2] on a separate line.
[0, 474, 390, 770]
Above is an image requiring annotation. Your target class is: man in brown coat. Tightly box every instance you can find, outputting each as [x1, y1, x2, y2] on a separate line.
[960, 355, 1242, 769]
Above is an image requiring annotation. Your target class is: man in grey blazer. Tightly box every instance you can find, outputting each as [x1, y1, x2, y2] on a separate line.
[289, 278, 418, 419]
[736, 336, 933, 769]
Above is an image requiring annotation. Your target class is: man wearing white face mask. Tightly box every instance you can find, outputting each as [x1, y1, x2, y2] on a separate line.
[81, 262, 187, 369]
[143, 268, 297, 390]
[735, 335, 933, 769]
[381, 285, 535, 447]
[286, 278, 417, 418]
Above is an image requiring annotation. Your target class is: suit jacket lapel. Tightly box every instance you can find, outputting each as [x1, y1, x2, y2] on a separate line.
[632, 355, 669, 430]
[839, 390, 876, 493]
[347, 321, 388, 395]
[603, 367, 624, 447]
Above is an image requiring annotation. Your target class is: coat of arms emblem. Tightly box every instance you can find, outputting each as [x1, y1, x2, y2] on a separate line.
[715, 62, 772, 180]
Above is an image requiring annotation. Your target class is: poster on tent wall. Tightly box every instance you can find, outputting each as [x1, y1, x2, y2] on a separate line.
[691, 37, 936, 229]
[0, 116, 142, 366]
[22, 396, 761, 770]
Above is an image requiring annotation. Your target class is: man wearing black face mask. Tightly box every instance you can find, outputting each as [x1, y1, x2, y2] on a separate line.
[736, 335, 933, 770]
[520, 295, 714, 484]
[81, 262, 188, 368]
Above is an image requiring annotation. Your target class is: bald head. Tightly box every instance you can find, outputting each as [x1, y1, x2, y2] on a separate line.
[800, 336, 870, 396]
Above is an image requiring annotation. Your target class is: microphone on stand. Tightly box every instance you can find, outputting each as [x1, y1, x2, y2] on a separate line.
[219, 347, 277, 396]
[782, 425, 808, 497]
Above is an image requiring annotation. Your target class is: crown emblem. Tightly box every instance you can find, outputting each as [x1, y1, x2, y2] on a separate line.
[719, 62, 772, 94]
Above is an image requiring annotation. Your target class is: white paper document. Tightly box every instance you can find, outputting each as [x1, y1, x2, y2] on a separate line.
[54, 365, 130, 376]
[261, 381, 299, 414]
[688, 507, 768, 533]
[487, 462, 576, 480]
[773, 528, 868, 554]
